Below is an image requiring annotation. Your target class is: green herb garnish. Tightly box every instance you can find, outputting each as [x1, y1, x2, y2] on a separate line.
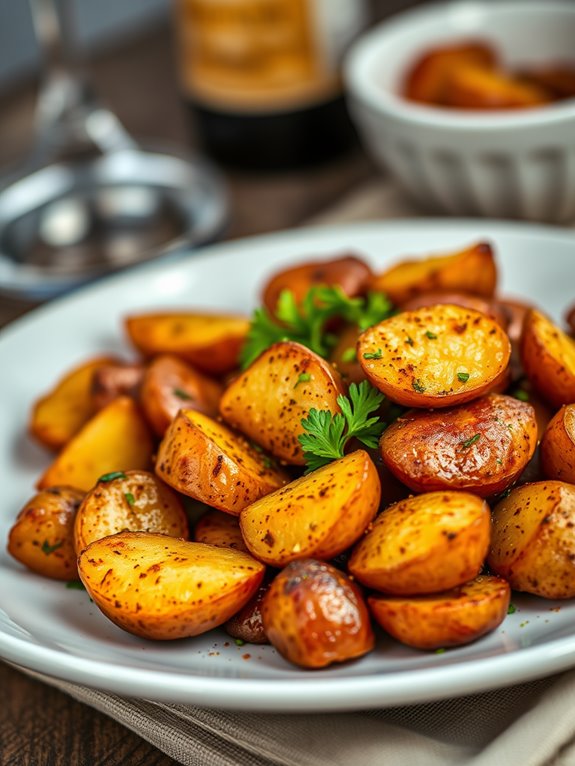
[234, 638, 246, 646]
[98, 471, 127, 483]
[294, 372, 311, 388]
[66, 580, 86, 590]
[412, 379, 426, 393]
[341, 347, 357, 363]
[457, 372, 470, 383]
[405, 336, 414, 346]
[173, 388, 193, 400]
[124, 492, 136, 507]
[298, 381, 385, 474]
[512, 389, 529, 402]
[363, 349, 383, 360]
[434, 648, 446, 654]
[424, 330, 437, 340]
[460, 433, 481, 449]
[41, 540, 63, 556]
[507, 603, 517, 615]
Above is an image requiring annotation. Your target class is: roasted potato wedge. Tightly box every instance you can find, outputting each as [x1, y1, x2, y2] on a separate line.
[369, 242, 497, 304]
[262, 254, 372, 316]
[566, 302, 575, 336]
[156, 409, 288, 514]
[225, 582, 270, 644]
[194, 509, 249, 553]
[37, 397, 154, 492]
[240, 450, 380, 567]
[91, 361, 144, 410]
[74, 470, 188, 554]
[368, 575, 510, 650]
[348, 491, 491, 595]
[400, 292, 508, 328]
[488, 481, 575, 599]
[403, 41, 497, 104]
[262, 559, 374, 668]
[517, 66, 575, 100]
[541, 405, 575, 483]
[520, 309, 575, 408]
[140, 354, 223, 436]
[443, 66, 550, 109]
[380, 394, 537, 498]
[358, 305, 510, 408]
[220, 341, 345, 465]
[78, 532, 265, 640]
[125, 312, 249, 375]
[7, 486, 84, 580]
[29, 356, 118, 451]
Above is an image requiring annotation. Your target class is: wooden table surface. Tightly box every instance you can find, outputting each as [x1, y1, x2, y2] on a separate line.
[0, 12, 392, 765]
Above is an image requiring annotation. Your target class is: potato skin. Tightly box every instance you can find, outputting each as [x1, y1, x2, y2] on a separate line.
[240, 450, 380, 567]
[368, 575, 510, 650]
[7, 486, 84, 580]
[400, 292, 507, 329]
[358, 305, 510, 409]
[225, 583, 270, 644]
[91, 362, 144, 411]
[380, 394, 537, 498]
[520, 309, 575, 408]
[262, 254, 372, 316]
[125, 312, 249, 375]
[140, 354, 223, 436]
[194, 509, 249, 553]
[78, 532, 265, 640]
[74, 470, 188, 554]
[348, 491, 491, 595]
[541, 405, 575, 483]
[155, 409, 288, 515]
[262, 559, 374, 668]
[443, 65, 550, 109]
[330, 325, 366, 385]
[488, 481, 575, 598]
[369, 242, 497, 304]
[220, 341, 345, 465]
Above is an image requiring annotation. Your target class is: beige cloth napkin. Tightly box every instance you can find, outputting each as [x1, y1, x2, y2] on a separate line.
[14, 179, 575, 766]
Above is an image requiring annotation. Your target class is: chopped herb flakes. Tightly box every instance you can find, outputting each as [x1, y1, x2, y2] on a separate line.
[173, 387, 193, 400]
[405, 336, 414, 346]
[234, 638, 245, 646]
[507, 603, 517, 615]
[457, 372, 470, 383]
[424, 330, 437, 340]
[294, 372, 311, 388]
[41, 539, 63, 556]
[124, 492, 136, 507]
[98, 471, 127, 483]
[412, 379, 426, 393]
[341, 347, 357, 363]
[460, 433, 481, 449]
[66, 580, 86, 590]
[363, 349, 383, 360]
[434, 648, 446, 654]
[512, 389, 529, 402]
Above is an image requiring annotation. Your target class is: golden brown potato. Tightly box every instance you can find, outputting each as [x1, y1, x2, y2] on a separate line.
[262, 254, 372, 316]
[240, 450, 380, 567]
[37, 397, 154, 492]
[225, 582, 270, 644]
[125, 312, 249, 375]
[140, 354, 223, 436]
[29, 356, 118, 451]
[369, 242, 497, 305]
[368, 575, 510, 650]
[403, 41, 497, 104]
[194, 509, 249, 553]
[74, 470, 188, 554]
[358, 305, 510, 408]
[565, 303, 575, 336]
[329, 325, 366, 385]
[7, 486, 84, 580]
[262, 559, 374, 668]
[443, 66, 551, 109]
[380, 394, 537, 498]
[400, 292, 508, 329]
[348, 491, 490, 595]
[520, 309, 575, 408]
[517, 66, 575, 100]
[488, 481, 575, 599]
[78, 532, 265, 640]
[91, 361, 145, 410]
[220, 341, 345, 465]
[155, 409, 288, 515]
[540, 406, 575, 484]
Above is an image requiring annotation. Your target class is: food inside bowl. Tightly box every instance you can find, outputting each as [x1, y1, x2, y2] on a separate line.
[403, 39, 575, 109]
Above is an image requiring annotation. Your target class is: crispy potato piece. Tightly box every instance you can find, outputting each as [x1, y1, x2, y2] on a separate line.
[37, 397, 154, 492]
[240, 450, 380, 567]
[225, 582, 270, 644]
[348, 491, 490, 595]
[156, 409, 288, 515]
[380, 394, 537, 498]
[540, 405, 575, 483]
[488, 481, 575, 599]
[7, 486, 84, 580]
[499, 297, 533, 347]
[517, 65, 575, 100]
[261, 254, 372, 316]
[368, 575, 510, 650]
[140, 354, 223, 436]
[74, 470, 188, 554]
[330, 325, 366, 385]
[566, 303, 575, 336]
[358, 305, 510, 408]
[91, 362, 144, 410]
[78, 532, 265, 640]
[443, 66, 551, 109]
[125, 312, 249, 375]
[369, 242, 497, 304]
[400, 292, 508, 329]
[220, 341, 345, 465]
[403, 41, 497, 104]
[262, 559, 374, 668]
[521, 309, 575, 407]
[194, 509, 249, 553]
[29, 356, 118, 451]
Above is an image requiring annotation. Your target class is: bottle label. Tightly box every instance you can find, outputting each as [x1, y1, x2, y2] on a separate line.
[176, 0, 366, 112]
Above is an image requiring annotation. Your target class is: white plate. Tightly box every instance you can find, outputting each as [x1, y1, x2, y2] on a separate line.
[1, 219, 575, 713]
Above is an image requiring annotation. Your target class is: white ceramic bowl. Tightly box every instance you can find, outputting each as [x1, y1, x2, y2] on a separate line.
[344, 1, 575, 222]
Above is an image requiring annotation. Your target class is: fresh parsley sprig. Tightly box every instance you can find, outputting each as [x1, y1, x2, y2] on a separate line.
[298, 381, 386, 473]
[240, 286, 393, 369]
